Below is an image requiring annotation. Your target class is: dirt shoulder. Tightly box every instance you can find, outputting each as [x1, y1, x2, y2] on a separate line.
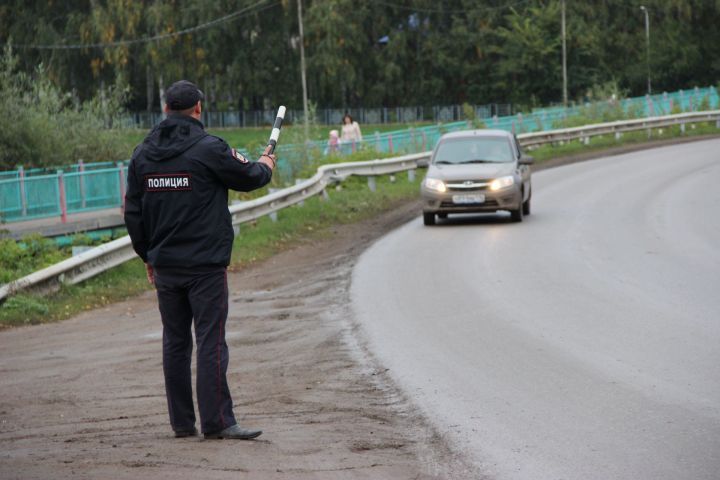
[0, 200, 477, 480]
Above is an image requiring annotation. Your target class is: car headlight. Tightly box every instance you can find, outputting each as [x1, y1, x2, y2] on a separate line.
[424, 178, 447, 193]
[489, 175, 515, 191]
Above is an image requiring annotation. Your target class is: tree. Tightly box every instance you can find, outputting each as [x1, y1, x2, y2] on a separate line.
[0, 0, 717, 112]
[493, 2, 561, 107]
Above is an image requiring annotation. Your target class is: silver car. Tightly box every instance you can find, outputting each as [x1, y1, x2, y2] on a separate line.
[421, 129, 533, 225]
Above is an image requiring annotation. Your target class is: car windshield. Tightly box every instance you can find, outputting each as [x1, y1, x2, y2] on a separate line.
[433, 137, 514, 164]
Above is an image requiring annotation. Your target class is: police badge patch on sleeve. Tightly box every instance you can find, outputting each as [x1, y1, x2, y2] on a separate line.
[231, 148, 248, 163]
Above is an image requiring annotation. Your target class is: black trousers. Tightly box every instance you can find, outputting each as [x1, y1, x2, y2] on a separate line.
[154, 266, 237, 434]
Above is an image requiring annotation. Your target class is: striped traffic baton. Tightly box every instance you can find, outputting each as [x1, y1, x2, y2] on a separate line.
[267, 106, 286, 154]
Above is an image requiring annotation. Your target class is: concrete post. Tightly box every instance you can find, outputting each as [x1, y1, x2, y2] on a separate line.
[367, 176, 376, 192]
[615, 131, 622, 141]
[408, 169, 416, 182]
[58, 170, 67, 224]
[118, 162, 126, 214]
[268, 188, 278, 222]
[18, 166, 27, 217]
[295, 179, 305, 206]
[680, 123, 686, 135]
[79, 160, 86, 209]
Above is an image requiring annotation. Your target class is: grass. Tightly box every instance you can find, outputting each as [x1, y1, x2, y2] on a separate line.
[0, 259, 149, 328]
[229, 175, 418, 266]
[0, 175, 420, 328]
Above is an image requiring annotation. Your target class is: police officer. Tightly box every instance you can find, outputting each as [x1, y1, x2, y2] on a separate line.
[124, 80, 275, 440]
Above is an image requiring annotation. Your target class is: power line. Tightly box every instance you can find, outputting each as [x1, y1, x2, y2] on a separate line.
[13, 0, 280, 50]
[368, 0, 533, 15]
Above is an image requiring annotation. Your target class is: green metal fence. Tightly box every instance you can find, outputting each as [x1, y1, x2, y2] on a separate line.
[257, 86, 720, 182]
[0, 165, 127, 223]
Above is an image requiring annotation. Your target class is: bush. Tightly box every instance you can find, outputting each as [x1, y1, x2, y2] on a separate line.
[0, 45, 132, 170]
[698, 94, 711, 112]
[461, 102, 487, 129]
[0, 235, 65, 283]
[0, 295, 50, 325]
[70, 234, 95, 246]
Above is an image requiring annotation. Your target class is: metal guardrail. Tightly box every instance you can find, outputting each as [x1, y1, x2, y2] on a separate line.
[0, 236, 137, 300]
[228, 153, 427, 225]
[2, 111, 719, 303]
[520, 110, 720, 147]
[0, 152, 430, 302]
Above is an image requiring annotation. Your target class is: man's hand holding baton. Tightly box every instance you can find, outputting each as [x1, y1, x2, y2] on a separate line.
[258, 105, 286, 170]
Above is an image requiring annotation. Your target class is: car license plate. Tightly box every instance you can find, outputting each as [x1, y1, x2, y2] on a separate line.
[452, 194, 485, 204]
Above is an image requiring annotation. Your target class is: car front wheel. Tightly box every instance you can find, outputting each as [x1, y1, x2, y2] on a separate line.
[423, 212, 436, 226]
[522, 194, 531, 216]
[510, 200, 524, 222]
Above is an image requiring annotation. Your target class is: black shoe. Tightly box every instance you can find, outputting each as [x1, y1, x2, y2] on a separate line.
[174, 427, 198, 438]
[204, 424, 262, 440]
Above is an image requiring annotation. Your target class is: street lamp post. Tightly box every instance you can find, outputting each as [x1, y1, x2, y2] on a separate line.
[561, 0, 568, 107]
[640, 5, 651, 96]
[297, 0, 309, 142]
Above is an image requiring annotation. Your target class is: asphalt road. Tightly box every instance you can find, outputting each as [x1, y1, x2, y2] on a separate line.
[351, 139, 720, 480]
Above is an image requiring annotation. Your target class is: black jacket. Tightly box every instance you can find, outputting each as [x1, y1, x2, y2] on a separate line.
[124, 114, 272, 268]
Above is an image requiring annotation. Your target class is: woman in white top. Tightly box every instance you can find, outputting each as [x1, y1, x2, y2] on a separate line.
[340, 114, 362, 143]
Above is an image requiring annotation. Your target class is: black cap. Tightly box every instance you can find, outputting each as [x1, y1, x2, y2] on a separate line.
[165, 80, 204, 111]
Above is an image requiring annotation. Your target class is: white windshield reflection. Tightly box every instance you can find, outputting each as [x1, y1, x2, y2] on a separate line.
[434, 137, 513, 164]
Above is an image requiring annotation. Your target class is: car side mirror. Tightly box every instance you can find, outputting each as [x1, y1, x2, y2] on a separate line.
[519, 155, 534, 165]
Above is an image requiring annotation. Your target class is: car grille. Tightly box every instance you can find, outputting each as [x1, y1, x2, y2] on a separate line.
[446, 180, 492, 192]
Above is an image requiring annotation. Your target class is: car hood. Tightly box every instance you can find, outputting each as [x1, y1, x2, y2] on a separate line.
[426, 162, 515, 181]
